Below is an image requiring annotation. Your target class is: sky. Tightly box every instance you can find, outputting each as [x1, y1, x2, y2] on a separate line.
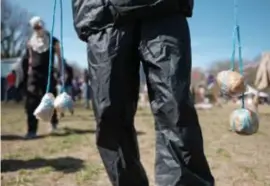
[13, 0, 270, 69]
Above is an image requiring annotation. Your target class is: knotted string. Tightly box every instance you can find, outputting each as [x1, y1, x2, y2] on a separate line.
[46, 0, 57, 93]
[59, 0, 66, 93]
[46, 0, 66, 93]
[230, 0, 245, 108]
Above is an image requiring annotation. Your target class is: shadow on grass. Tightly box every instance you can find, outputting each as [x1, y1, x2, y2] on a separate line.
[1, 156, 84, 173]
[1, 127, 146, 141]
[1, 134, 45, 141]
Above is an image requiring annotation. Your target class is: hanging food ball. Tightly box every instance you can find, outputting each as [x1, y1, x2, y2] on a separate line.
[230, 108, 259, 135]
[54, 92, 73, 114]
[216, 70, 246, 97]
[34, 93, 55, 122]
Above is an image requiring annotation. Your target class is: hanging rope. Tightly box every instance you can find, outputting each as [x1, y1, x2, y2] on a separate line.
[46, 0, 57, 93]
[230, 0, 245, 108]
[46, 0, 66, 93]
[59, 0, 66, 93]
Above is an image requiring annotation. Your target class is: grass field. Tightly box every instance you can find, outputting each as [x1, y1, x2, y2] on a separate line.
[1, 102, 270, 186]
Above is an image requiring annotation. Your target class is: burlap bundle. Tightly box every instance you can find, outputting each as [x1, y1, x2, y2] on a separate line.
[216, 70, 246, 96]
[230, 108, 259, 135]
[54, 92, 73, 113]
[34, 93, 55, 122]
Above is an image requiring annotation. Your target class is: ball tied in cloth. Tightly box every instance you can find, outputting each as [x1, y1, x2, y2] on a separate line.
[216, 70, 246, 97]
[54, 92, 73, 113]
[230, 108, 259, 135]
[34, 93, 55, 122]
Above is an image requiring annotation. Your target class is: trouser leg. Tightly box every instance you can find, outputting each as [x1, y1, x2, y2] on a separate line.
[9, 86, 16, 101]
[25, 91, 40, 134]
[140, 14, 214, 186]
[87, 24, 148, 186]
[25, 75, 44, 134]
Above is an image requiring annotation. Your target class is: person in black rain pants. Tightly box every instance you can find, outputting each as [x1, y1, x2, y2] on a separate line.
[25, 16, 62, 139]
[72, 1, 215, 186]
[64, 60, 74, 100]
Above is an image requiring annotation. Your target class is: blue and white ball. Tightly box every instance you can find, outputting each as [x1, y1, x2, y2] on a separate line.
[54, 92, 73, 113]
[34, 93, 55, 122]
[216, 70, 246, 97]
[230, 108, 259, 135]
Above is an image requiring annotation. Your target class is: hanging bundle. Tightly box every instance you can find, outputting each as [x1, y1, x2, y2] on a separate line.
[34, 0, 73, 122]
[230, 108, 259, 135]
[216, 1, 246, 97]
[54, 91, 73, 113]
[225, 0, 259, 135]
[53, 0, 73, 114]
[33, 0, 58, 122]
[34, 92, 55, 122]
[216, 70, 246, 97]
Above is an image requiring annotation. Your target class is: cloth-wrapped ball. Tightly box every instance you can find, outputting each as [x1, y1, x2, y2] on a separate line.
[34, 93, 55, 122]
[54, 92, 73, 113]
[216, 70, 246, 97]
[230, 108, 259, 135]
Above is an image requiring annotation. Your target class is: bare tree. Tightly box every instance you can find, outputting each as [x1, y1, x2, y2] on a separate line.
[207, 60, 236, 76]
[191, 67, 206, 86]
[1, 0, 32, 58]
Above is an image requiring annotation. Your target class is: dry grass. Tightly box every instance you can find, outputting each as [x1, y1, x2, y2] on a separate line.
[1, 102, 270, 186]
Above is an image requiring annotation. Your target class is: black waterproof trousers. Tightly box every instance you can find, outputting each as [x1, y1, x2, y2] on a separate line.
[25, 74, 58, 134]
[87, 14, 215, 186]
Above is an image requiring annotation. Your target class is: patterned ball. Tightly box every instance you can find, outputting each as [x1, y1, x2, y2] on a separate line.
[41, 93, 55, 107]
[216, 70, 246, 97]
[54, 92, 73, 113]
[230, 108, 259, 135]
[34, 93, 55, 122]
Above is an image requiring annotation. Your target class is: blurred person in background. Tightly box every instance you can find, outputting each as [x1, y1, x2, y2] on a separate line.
[64, 60, 74, 99]
[72, 76, 81, 101]
[5, 70, 17, 102]
[190, 84, 196, 103]
[24, 16, 62, 139]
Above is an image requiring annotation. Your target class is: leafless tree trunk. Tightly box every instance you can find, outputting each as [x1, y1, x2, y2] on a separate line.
[1, 0, 32, 58]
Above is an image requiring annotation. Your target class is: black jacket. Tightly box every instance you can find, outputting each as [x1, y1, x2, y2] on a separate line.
[72, 0, 194, 42]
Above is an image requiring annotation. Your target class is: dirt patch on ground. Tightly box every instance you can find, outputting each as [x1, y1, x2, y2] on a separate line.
[1, 103, 270, 186]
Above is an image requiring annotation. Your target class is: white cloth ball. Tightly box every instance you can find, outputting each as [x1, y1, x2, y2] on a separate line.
[54, 92, 73, 113]
[34, 93, 55, 122]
